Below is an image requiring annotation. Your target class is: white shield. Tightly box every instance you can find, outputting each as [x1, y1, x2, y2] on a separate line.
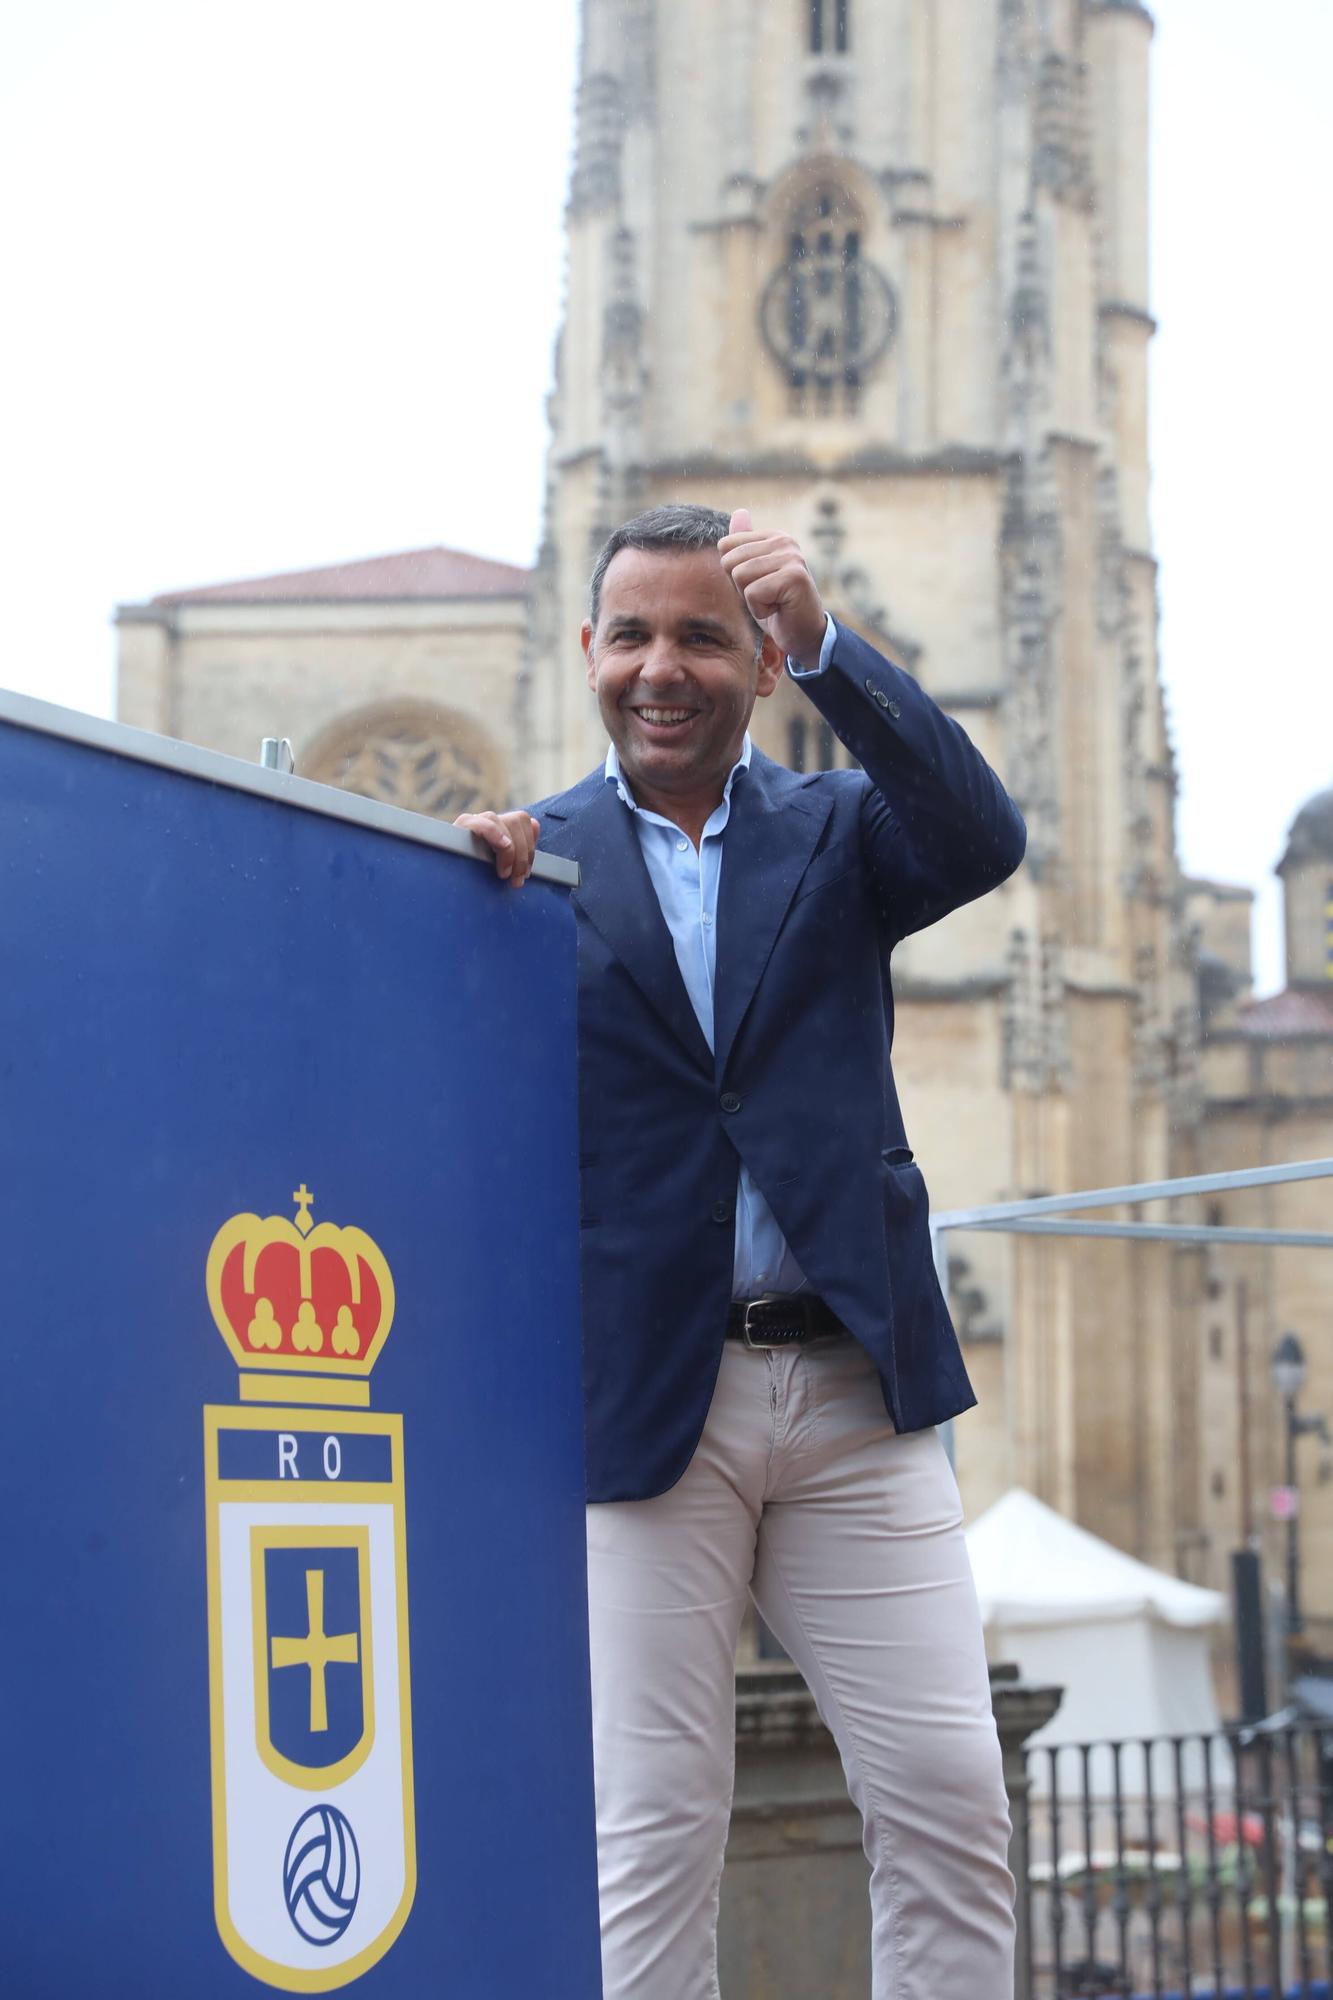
[204, 1405, 416, 1992]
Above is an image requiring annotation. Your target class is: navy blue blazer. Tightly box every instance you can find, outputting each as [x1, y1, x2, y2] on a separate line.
[531, 623, 1026, 1503]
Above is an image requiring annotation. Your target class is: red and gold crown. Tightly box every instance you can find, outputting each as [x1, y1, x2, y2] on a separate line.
[206, 1184, 395, 1407]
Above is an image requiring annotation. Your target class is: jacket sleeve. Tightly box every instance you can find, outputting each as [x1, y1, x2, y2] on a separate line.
[792, 621, 1026, 941]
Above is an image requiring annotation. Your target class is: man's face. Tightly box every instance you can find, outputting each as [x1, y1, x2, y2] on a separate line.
[582, 547, 783, 806]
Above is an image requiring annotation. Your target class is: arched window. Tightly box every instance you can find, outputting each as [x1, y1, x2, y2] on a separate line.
[760, 182, 896, 415]
[809, 0, 850, 55]
[300, 700, 505, 822]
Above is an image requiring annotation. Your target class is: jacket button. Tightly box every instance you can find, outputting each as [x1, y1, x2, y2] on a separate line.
[720, 1090, 742, 1114]
[888, 698, 901, 718]
[711, 1200, 733, 1224]
[874, 687, 890, 709]
[864, 676, 877, 696]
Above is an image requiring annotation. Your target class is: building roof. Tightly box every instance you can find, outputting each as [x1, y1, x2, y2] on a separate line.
[1279, 783, 1333, 871]
[1234, 987, 1333, 1038]
[149, 545, 532, 607]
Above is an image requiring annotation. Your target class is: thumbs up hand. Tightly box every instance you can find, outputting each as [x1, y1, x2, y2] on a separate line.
[717, 509, 827, 671]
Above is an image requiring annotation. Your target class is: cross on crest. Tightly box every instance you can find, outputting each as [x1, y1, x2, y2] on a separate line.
[271, 1568, 359, 1733]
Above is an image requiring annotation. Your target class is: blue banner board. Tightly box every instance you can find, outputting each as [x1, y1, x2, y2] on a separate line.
[0, 701, 602, 1997]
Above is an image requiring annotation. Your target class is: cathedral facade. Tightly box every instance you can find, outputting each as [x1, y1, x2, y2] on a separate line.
[115, 1, 1333, 1634]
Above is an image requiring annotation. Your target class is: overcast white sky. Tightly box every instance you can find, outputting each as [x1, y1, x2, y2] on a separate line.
[2, 0, 1329, 992]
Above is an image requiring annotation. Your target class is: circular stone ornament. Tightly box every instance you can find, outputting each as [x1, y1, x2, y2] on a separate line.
[760, 218, 897, 401]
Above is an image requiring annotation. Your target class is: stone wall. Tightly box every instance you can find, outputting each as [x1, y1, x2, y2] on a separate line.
[115, 596, 527, 812]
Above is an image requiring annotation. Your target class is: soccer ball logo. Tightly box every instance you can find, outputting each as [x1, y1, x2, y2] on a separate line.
[283, 1804, 361, 1945]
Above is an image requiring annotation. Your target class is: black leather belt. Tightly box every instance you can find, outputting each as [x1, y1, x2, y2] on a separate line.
[725, 1293, 850, 1350]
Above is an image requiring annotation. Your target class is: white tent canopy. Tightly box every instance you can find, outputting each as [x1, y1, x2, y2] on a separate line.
[967, 1487, 1225, 1631]
[965, 1489, 1228, 1794]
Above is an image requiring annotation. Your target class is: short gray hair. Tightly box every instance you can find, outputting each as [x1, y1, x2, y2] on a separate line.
[587, 503, 762, 645]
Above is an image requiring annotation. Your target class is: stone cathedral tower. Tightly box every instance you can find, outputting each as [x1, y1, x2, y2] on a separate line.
[525, 0, 1202, 1561]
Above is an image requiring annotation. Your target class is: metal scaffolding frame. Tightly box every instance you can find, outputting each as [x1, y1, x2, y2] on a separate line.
[928, 1153, 1333, 1477]
[931, 1156, 1333, 1280]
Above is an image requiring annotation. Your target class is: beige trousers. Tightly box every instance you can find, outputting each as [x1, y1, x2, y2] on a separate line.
[585, 1338, 1014, 2000]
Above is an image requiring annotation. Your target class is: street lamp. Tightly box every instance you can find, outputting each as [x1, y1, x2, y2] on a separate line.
[1271, 1332, 1307, 1403]
[1269, 1332, 1329, 1639]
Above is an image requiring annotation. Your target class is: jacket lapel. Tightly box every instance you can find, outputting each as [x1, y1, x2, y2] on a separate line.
[713, 755, 833, 1078]
[550, 778, 715, 1073]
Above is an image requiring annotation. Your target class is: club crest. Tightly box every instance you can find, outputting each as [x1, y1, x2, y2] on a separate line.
[203, 1185, 415, 1991]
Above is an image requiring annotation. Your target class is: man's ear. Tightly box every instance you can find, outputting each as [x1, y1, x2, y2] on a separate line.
[581, 619, 596, 688]
[754, 633, 786, 699]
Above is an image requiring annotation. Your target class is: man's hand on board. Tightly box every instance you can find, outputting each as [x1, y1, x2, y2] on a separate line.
[454, 810, 542, 887]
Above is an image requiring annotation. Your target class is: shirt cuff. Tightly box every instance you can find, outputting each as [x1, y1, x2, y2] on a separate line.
[786, 612, 837, 680]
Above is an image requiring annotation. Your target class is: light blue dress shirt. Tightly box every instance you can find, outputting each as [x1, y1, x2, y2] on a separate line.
[603, 615, 838, 1300]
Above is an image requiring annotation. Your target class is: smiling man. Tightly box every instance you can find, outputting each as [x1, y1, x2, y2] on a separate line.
[457, 503, 1026, 2000]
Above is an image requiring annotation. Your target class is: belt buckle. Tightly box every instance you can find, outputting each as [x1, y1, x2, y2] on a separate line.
[741, 1293, 809, 1350]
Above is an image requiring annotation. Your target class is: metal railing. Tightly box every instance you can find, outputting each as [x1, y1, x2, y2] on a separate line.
[932, 1156, 1333, 1261]
[1020, 1724, 1333, 1998]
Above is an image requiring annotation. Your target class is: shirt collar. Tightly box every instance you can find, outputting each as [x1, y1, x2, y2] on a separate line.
[604, 734, 752, 814]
